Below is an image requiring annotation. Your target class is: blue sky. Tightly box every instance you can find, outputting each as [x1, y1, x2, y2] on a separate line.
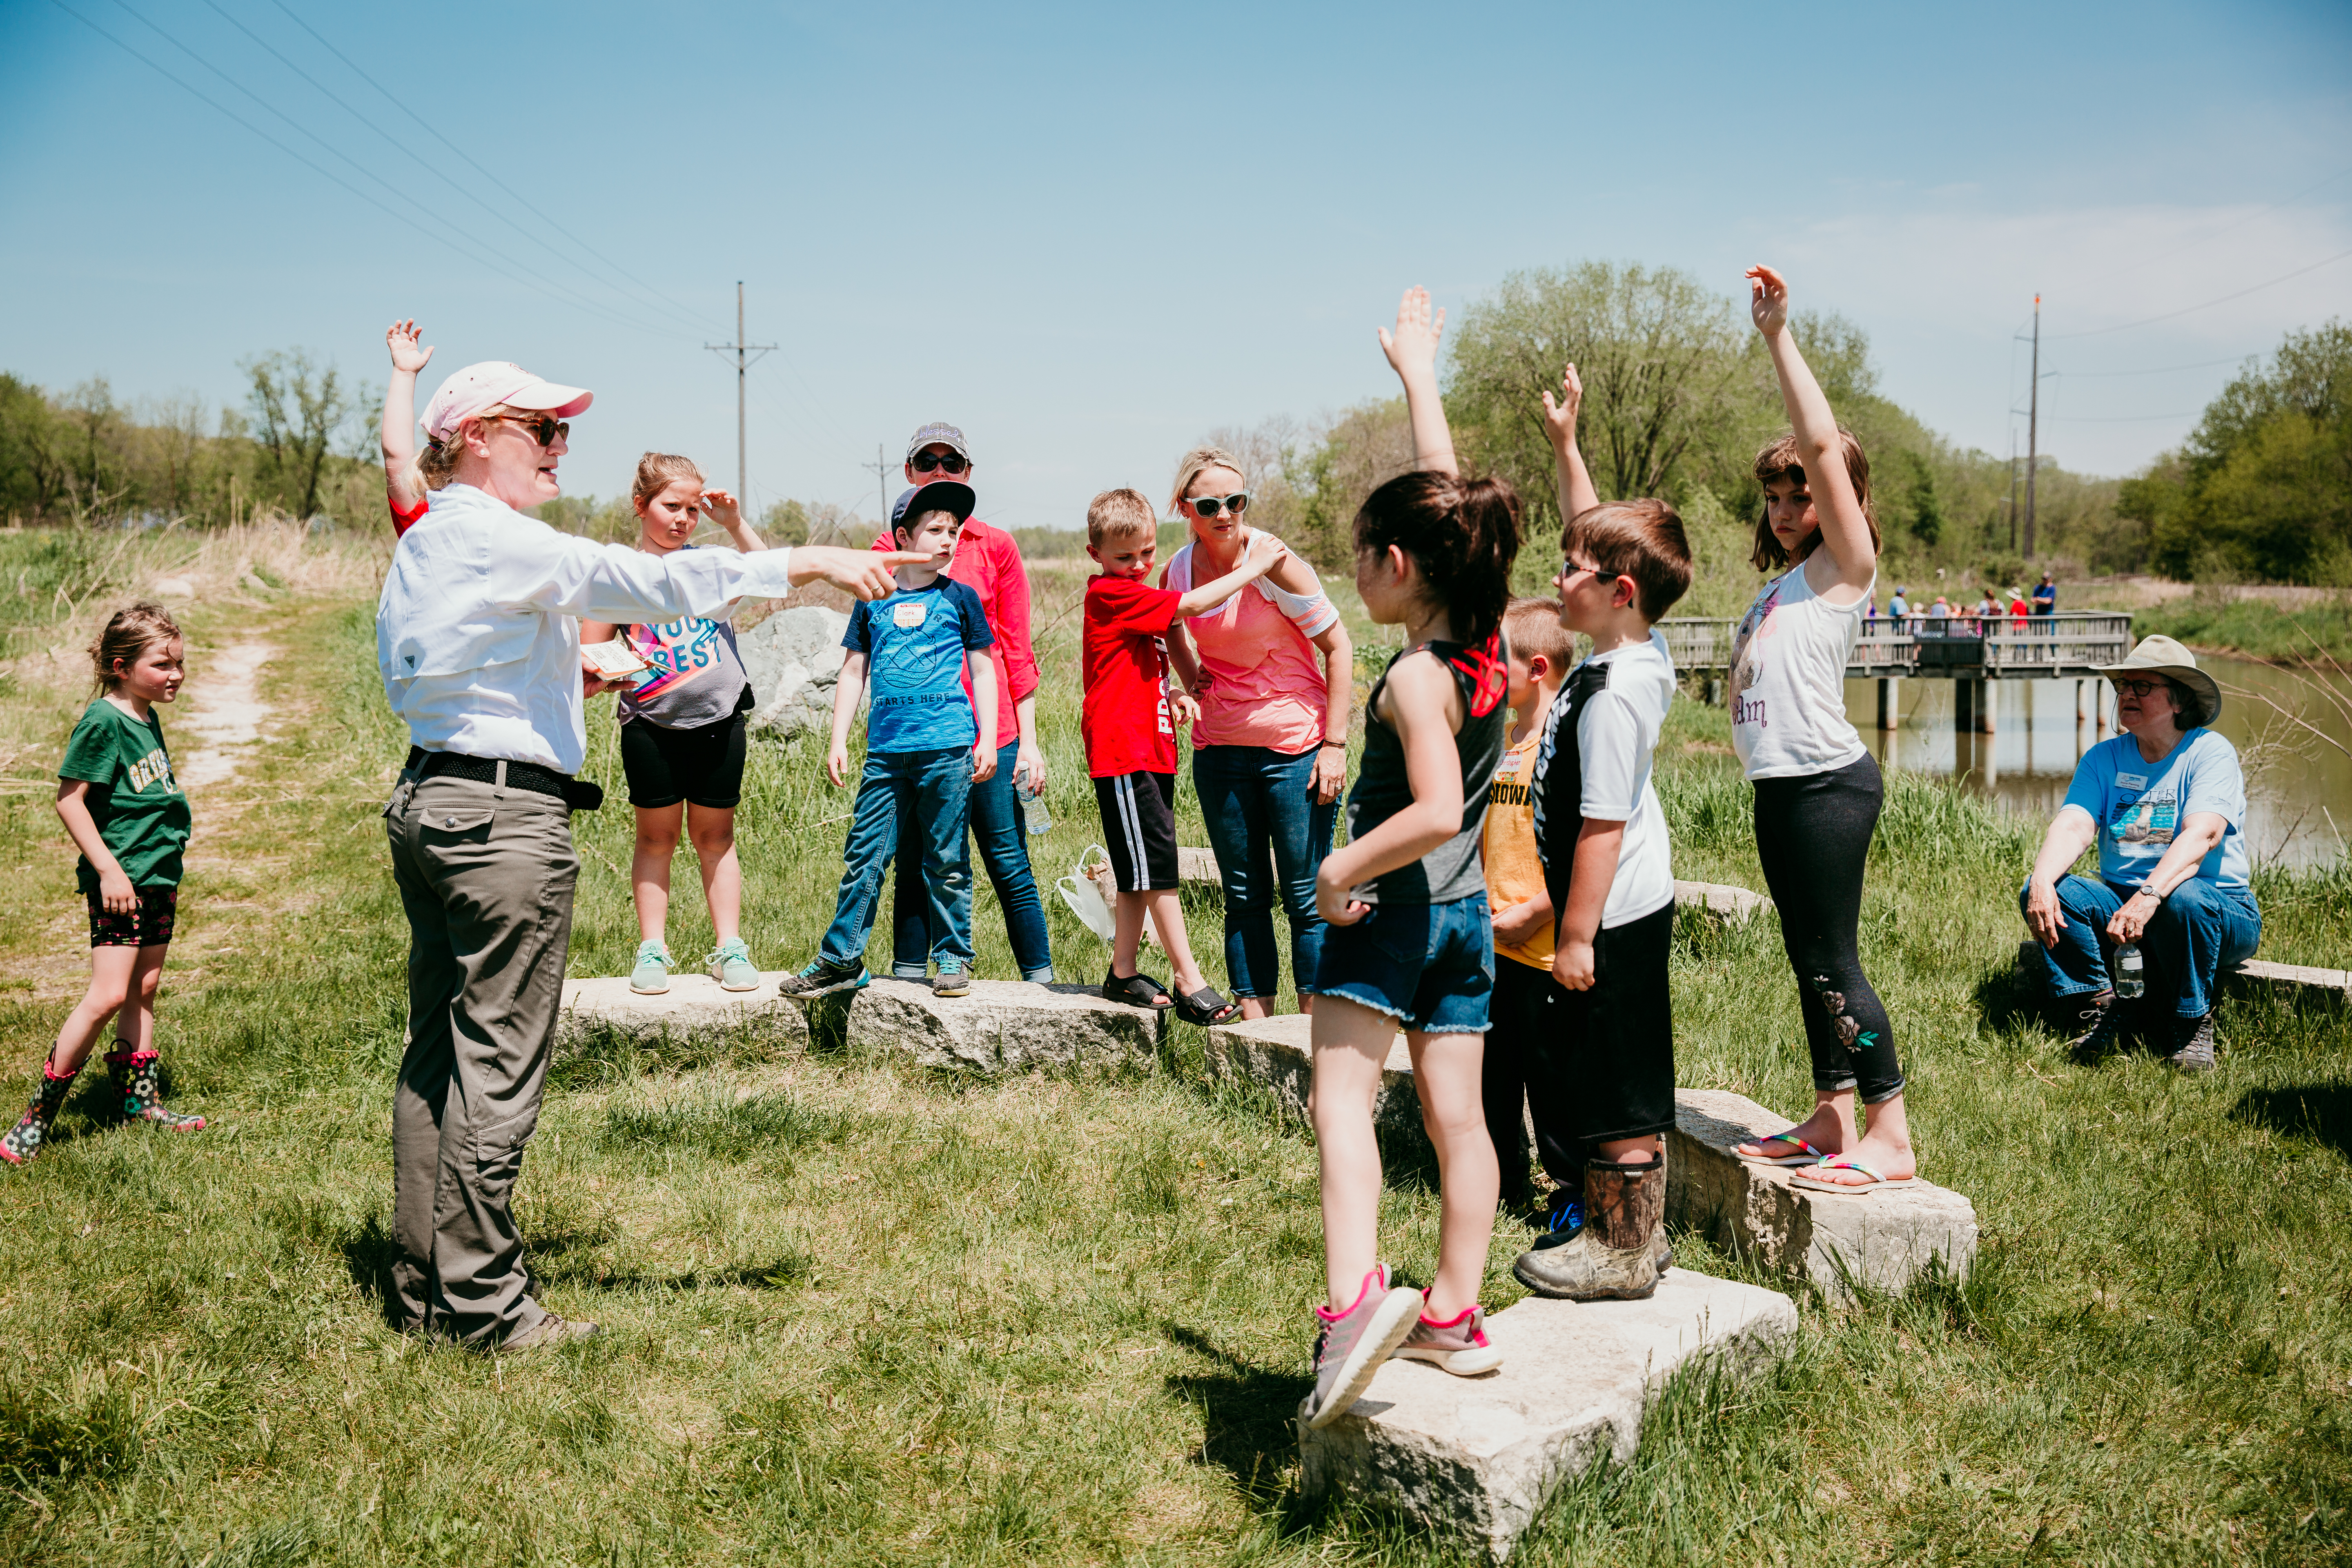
[2, 0, 2347, 532]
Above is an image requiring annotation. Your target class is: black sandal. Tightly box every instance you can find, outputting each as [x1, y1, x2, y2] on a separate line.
[1173, 985, 1241, 1027]
[1102, 968, 1174, 1010]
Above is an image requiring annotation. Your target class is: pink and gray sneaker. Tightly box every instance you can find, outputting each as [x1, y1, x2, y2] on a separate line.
[1392, 1297, 1503, 1376]
[1302, 1265, 1423, 1430]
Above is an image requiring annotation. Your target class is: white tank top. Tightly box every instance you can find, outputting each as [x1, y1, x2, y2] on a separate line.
[1728, 560, 1872, 780]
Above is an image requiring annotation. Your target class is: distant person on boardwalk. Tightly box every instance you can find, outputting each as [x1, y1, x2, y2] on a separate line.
[2032, 572, 2057, 617]
[3, 605, 207, 1165]
[1725, 266, 1920, 1194]
[785, 484, 998, 1001]
[579, 454, 772, 997]
[2020, 636, 2257, 1073]
[1304, 287, 1518, 1428]
[867, 425, 1055, 983]
[2009, 586, 2031, 630]
[1080, 488, 1276, 1025]
[381, 320, 432, 537]
[1888, 585, 1910, 632]
[1161, 443, 1353, 1018]
[378, 359, 911, 1352]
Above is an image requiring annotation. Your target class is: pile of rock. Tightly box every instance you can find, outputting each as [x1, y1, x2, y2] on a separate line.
[739, 605, 855, 740]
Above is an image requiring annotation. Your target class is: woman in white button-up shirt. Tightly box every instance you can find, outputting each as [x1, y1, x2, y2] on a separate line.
[376, 360, 914, 1354]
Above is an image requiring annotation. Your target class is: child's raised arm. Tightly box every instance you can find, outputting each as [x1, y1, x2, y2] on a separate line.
[705, 488, 766, 553]
[1174, 529, 1286, 619]
[1379, 287, 1457, 479]
[1540, 363, 1601, 522]
[384, 319, 432, 509]
[1746, 267, 1874, 595]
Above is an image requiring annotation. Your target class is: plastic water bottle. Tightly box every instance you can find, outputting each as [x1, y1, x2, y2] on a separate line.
[1017, 773, 1051, 836]
[2114, 942, 2145, 999]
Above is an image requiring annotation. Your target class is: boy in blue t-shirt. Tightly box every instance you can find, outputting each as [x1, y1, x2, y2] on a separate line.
[784, 483, 997, 998]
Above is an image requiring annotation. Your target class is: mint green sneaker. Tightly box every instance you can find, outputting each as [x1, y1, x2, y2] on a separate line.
[629, 939, 673, 995]
[708, 937, 760, 992]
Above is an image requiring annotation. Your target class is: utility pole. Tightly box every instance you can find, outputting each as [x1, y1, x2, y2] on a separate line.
[861, 443, 892, 528]
[2007, 429, 2019, 552]
[704, 282, 776, 503]
[2023, 294, 2041, 560]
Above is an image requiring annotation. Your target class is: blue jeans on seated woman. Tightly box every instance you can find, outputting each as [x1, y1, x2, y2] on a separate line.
[1193, 743, 1338, 1001]
[889, 738, 1054, 982]
[822, 746, 973, 971]
[2021, 873, 2261, 1020]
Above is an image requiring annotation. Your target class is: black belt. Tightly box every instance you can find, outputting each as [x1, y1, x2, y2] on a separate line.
[416, 751, 604, 812]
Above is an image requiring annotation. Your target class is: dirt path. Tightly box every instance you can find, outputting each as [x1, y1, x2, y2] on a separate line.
[174, 639, 277, 788]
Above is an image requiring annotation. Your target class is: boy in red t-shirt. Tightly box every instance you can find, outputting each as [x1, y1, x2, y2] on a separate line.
[1081, 487, 1283, 1026]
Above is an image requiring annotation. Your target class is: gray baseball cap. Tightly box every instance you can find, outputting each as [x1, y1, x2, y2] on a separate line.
[905, 422, 970, 463]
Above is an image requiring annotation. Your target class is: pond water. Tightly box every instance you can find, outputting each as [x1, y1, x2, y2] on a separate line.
[1840, 656, 2352, 870]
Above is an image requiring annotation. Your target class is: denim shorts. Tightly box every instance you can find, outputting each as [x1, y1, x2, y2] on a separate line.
[1313, 893, 1493, 1034]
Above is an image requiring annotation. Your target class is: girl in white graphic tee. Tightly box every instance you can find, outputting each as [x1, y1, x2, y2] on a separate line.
[1726, 267, 1920, 1195]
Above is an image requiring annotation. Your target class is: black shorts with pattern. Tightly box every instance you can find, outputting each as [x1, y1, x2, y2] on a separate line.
[87, 885, 178, 948]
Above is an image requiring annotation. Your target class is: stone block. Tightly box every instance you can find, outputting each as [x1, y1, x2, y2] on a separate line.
[1298, 1269, 1797, 1559]
[558, 973, 810, 1050]
[802, 978, 1163, 1075]
[1202, 1013, 1428, 1152]
[739, 605, 851, 740]
[1672, 879, 1771, 921]
[1668, 1088, 1978, 1301]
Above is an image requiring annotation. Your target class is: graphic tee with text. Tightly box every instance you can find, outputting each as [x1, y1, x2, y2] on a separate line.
[2062, 728, 2249, 891]
[1080, 573, 1183, 777]
[59, 698, 192, 893]
[842, 578, 994, 754]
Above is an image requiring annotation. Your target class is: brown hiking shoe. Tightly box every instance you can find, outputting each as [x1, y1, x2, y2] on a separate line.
[2162, 1012, 2218, 1074]
[499, 1311, 599, 1355]
[2054, 990, 2124, 1063]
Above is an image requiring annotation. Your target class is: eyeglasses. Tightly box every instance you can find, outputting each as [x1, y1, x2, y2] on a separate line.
[1187, 492, 1250, 518]
[490, 413, 568, 447]
[2112, 678, 2170, 699]
[910, 450, 969, 475]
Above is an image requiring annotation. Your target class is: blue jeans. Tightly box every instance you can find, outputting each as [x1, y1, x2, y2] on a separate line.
[889, 738, 1053, 981]
[1192, 743, 1337, 1000]
[822, 747, 973, 970]
[2020, 874, 2261, 1020]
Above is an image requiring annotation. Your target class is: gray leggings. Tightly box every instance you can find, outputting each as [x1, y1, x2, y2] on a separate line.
[1751, 753, 1903, 1104]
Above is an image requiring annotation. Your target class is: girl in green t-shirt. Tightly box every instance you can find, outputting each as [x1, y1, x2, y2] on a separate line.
[2, 604, 206, 1166]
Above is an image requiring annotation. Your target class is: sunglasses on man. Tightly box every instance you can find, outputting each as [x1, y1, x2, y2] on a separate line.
[1187, 492, 1250, 518]
[490, 412, 569, 447]
[911, 450, 970, 475]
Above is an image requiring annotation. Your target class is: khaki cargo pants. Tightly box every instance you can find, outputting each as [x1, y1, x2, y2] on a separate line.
[384, 770, 577, 1349]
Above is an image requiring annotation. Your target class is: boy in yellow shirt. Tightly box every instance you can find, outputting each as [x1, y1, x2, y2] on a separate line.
[1481, 597, 1579, 1229]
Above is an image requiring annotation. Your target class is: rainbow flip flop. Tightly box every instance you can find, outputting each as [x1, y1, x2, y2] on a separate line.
[1740, 1130, 1828, 1167]
[1789, 1157, 1922, 1195]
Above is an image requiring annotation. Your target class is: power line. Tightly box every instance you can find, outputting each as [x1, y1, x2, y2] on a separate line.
[263, 0, 731, 340]
[187, 0, 720, 341]
[2048, 245, 2352, 339]
[2049, 352, 2261, 377]
[2045, 410, 2202, 423]
[2074, 164, 2352, 291]
[62, 0, 690, 345]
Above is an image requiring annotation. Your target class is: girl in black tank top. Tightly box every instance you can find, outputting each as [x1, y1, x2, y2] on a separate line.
[1301, 288, 1530, 1431]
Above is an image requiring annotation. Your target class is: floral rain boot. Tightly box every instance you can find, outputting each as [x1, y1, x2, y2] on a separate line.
[107, 1046, 205, 1132]
[0, 1060, 80, 1166]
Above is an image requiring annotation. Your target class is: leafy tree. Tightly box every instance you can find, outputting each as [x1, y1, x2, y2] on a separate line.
[243, 350, 352, 521]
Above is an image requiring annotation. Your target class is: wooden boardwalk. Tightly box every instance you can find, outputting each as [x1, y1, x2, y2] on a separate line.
[1662, 610, 2135, 681]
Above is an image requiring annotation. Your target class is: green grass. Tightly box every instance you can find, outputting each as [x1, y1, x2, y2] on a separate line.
[0, 536, 2347, 1564]
[2122, 592, 2352, 668]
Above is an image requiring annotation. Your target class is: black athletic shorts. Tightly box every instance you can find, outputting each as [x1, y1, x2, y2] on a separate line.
[620, 710, 749, 809]
[1094, 771, 1179, 892]
[1543, 899, 1677, 1143]
[88, 885, 178, 948]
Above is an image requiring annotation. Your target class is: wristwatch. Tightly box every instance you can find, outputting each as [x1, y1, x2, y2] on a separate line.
[1320, 739, 1347, 750]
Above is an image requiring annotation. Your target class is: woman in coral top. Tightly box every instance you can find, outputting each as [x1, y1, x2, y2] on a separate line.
[1163, 446, 1353, 1017]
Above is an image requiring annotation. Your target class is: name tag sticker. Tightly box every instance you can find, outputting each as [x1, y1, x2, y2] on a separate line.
[892, 602, 928, 630]
[2116, 772, 2147, 789]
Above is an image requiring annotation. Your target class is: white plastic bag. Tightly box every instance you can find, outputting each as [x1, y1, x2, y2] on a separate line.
[1054, 845, 1159, 949]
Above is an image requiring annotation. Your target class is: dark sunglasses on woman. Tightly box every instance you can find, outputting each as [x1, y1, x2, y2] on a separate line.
[492, 412, 569, 447]
[911, 450, 970, 474]
[1188, 492, 1250, 518]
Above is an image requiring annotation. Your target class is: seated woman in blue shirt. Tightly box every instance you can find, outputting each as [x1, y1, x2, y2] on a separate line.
[2019, 636, 2260, 1073]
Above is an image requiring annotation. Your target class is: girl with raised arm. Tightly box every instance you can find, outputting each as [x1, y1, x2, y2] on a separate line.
[1727, 267, 1918, 1193]
[1304, 289, 1519, 1428]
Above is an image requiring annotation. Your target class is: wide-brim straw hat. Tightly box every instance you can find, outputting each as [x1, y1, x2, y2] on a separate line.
[2093, 634, 2222, 728]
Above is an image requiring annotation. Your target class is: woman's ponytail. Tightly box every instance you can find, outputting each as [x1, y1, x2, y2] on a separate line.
[1353, 470, 1523, 648]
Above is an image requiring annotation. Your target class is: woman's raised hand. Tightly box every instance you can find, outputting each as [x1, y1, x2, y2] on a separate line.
[1746, 265, 1790, 339]
[1540, 363, 1584, 449]
[386, 319, 433, 374]
[1379, 286, 1446, 383]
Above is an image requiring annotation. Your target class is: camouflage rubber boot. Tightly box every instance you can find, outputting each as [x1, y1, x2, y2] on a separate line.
[1511, 1155, 1665, 1301]
[0, 1061, 80, 1167]
[106, 1047, 205, 1131]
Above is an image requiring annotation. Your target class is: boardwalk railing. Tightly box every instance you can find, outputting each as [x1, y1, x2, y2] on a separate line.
[1660, 611, 2135, 680]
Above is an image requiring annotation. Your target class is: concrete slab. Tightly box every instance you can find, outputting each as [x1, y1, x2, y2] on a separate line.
[1672, 879, 1771, 921]
[1297, 1269, 1797, 1559]
[1202, 1012, 1427, 1150]
[559, 972, 809, 1049]
[808, 977, 1164, 1075]
[1668, 1088, 1978, 1302]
